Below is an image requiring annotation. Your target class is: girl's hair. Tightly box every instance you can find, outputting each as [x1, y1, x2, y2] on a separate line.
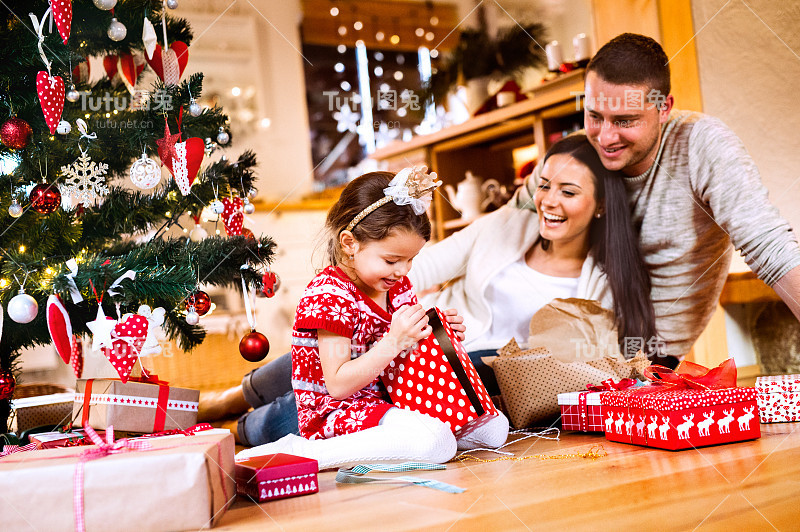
[325, 171, 432, 265]
[541, 134, 658, 359]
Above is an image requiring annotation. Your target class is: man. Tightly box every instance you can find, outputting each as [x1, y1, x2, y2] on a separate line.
[514, 33, 800, 359]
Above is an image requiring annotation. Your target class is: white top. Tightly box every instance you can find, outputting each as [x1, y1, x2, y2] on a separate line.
[478, 259, 579, 348]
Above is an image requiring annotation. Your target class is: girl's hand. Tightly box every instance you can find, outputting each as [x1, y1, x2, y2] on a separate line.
[387, 304, 431, 351]
[442, 308, 466, 341]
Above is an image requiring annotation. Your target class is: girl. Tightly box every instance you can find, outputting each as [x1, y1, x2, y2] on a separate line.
[236, 168, 509, 468]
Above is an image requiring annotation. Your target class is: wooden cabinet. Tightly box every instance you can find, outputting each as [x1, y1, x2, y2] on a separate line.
[370, 70, 586, 240]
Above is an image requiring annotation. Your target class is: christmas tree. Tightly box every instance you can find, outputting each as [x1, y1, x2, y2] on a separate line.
[0, 0, 275, 432]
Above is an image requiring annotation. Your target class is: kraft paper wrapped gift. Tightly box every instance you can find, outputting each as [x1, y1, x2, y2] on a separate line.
[0, 431, 235, 532]
[10, 392, 74, 433]
[74, 378, 199, 434]
[755, 374, 800, 423]
[236, 453, 319, 502]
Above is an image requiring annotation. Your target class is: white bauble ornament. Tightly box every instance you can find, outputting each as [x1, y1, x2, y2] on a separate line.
[108, 18, 127, 41]
[66, 86, 80, 103]
[189, 226, 208, 241]
[243, 199, 255, 214]
[247, 188, 257, 199]
[166, 0, 179, 8]
[93, 0, 117, 9]
[8, 290, 38, 324]
[189, 100, 202, 117]
[216, 127, 230, 145]
[57, 120, 72, 135]
[210, 199, 225, 214]
[8, 199, 23, 218]
[130, 153, 161, 189]
[185, 309, 200, 325]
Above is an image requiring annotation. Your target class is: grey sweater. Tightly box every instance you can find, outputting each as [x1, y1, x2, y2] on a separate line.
[514, 110, 800, 357]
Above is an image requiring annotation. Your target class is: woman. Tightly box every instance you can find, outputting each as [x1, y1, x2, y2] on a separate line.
[200, 134, 666, 445]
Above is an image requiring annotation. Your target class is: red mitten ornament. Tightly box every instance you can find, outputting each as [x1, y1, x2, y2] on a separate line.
[36, 72, 65, 134]
[102, 314, 149, 383]
[50, 0, 72, 44]
[46, 294, 73, 364]
[145, 41, 189, 85]
[71, 336, 83, 378]
[261, 271, 280, 298]
[172, 138, 205, 195]
[222, 196, 244, 236]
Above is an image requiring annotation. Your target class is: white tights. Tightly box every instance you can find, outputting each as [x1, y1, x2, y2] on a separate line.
[236, 408, 510, 470]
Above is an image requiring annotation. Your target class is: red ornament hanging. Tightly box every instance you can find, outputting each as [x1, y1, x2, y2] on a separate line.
[185, 291, 211, 316]
[1, 117, 33, 149]
[239, 330, 270, 362]
[0, 370, 15, 400]
[30, 183, 62, 214]
[260, 270, 280, 298]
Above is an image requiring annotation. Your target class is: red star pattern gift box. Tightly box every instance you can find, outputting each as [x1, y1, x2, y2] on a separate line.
[380, 307, 499, 438]
[558, 380, 637, 432]
[235, 453, 319, 502]
[756, 374, 800, 423]
[600, 359, 760, 450]
[0, 430, 235, 532]
[73, 377, 199, 434]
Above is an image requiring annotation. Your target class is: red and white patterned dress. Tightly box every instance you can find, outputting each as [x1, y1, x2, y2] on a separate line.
[292, 266, 417, 440]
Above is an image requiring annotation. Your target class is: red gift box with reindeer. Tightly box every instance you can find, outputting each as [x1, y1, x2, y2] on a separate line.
[380, 307, 500, 438]
[600, 359, 760, 450]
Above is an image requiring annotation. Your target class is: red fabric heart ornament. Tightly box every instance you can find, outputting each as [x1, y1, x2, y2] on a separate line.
[46, 294, 73, 364]
[50, 0, 72, 44]
[71, 335, 83, 378]
[145, 41, 189, 85]
[222, 196, 244, 236]
[171, 137, 204, 195]
[102, 314, 149, 383]
[72, 59, 91, 84]
[117, 54, 146, 93]
[36, 72, 65, 134]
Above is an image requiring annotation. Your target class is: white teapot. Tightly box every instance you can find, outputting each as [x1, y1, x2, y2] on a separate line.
[444, 171, 501, 221]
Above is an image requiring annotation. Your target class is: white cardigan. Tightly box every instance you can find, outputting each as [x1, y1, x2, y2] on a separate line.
[408, 206, 612, 350]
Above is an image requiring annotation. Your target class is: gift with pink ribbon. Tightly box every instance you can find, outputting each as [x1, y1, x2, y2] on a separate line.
[599, 359, 760, 450]
[0, 426, 235, 531]
[558, 379, 638, 432]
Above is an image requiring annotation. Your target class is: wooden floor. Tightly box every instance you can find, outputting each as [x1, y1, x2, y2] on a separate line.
[216, 422, 799, 531]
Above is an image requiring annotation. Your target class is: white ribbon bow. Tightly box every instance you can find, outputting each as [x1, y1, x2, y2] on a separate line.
[65, 258, 84, 303]
[107, 270, 136, 297]
[382, 166, 440, 215]
[29, 8, 54, 75]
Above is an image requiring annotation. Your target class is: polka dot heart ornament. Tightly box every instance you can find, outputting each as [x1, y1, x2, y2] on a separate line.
[36, 72, 65, 134]
[102, 313, 149, 383]
[222, 196, 244, 236]
[51, 0, 73, 44]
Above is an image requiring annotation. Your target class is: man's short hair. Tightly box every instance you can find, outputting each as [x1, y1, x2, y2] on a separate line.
[587, 33, 671, 97]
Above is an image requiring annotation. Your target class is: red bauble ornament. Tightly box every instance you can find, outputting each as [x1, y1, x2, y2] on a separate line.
[30, 183, 62, 214]
[185, 291, 211, 316]
[239, 330, 269, 362]
[1, 117, 33, 149]
[0, 370, 15, 400]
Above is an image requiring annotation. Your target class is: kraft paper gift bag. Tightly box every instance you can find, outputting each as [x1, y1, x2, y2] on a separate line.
[487, 299, 650, 429]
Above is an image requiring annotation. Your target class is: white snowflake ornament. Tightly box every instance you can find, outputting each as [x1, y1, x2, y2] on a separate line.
[60, 150, 109, 205]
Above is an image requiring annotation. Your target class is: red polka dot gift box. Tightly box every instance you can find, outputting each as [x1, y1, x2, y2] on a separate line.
[235, 453, 319, 502]
[380, 308, 499, 438]
[73, 377, 200, 434]
[599, 360, 760, 450]
[755, 374, 800, 423]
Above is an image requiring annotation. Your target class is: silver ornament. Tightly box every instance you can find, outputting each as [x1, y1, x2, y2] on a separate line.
[8, 290, 38, 324]
[166, 0, 179, 8]
[210, 199, 225, 214]
[8, 199, 23, 218]
[247, 187, 257, 199]
[107, 18, 127, 41]
[56, 120, 72, 135]
[243, 201, 255, 214]
[130, 153, 161, 189]
[216, 127, 230, 145]
[189, 226, 208, 241]
[66, 86, 80, 103]
[93, 0, 117, 9]
[185, 309, 200, 325]
[189, 100, 202, 117]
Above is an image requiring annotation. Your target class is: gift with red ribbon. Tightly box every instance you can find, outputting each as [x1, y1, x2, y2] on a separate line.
[73, 376, 200, 434]
[0, 428, 234, 532]
[599, 359, 760, 450]
[558, 379, 637, 432]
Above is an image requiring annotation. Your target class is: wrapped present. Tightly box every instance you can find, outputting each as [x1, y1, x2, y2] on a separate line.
[756, 374, 800, 423]
[10, 392, 75, 433]
[235, 453, 319, 502]
[74, 377, 199, 434]
[0, 429, 235, 532]
[558, 379, 637, 432]
[381, 307, 499, 438]
[29, 429, 96, 449]
[600, 360, 760, 450]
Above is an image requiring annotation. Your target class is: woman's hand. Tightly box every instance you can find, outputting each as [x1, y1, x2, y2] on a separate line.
[386, 304, 431, 351]
[442, 308, 466, 341]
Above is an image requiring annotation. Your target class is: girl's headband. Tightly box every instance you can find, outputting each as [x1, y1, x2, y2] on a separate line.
[343, 166, 441, 233]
